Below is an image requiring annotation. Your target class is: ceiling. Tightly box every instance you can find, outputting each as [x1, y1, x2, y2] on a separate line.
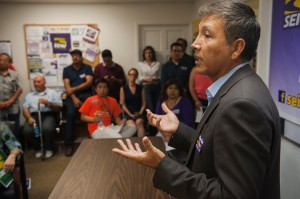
[0, 0, 259, 12]
[0, 0, 195, 3]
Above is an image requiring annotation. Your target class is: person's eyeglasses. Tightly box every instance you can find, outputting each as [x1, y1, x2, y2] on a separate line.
[0, 59, 9, 63]
[171, 50, 181, 53]
[128, 73, 137, 76]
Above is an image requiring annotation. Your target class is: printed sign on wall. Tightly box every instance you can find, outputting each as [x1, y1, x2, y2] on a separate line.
[269, 0, 300, 125]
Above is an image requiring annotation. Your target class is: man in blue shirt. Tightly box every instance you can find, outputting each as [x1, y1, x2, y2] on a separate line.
[63, 49, 93, 156]
[161, 42, 193, 98]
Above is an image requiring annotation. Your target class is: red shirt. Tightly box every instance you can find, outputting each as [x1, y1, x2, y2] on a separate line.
[8, 64, 16, 71]
[194, 74, 213, 100]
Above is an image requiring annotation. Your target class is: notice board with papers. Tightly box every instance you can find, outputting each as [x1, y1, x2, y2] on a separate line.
[24, 24, 100, 88]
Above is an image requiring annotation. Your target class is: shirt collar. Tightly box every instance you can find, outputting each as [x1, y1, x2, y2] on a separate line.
[0, 69, 13, 77]
[207, 62, 248, 106]
[103, 62, 115, 68]
[34, 88, 48, 96]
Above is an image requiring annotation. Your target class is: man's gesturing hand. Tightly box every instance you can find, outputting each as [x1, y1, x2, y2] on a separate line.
[112, 137, 165, 169]
[147, 103, 179, 141]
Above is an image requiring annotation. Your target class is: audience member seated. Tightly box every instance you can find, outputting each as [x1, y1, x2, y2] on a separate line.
[79, 78, 136, 139]
[160, 42, 193, 99]
[63, 49, 93, 156]
[120, 68, 146, 137]
[155, 79, 194, 151]
[0, 121, 22, 199]
[0, 53, 23, 142]
[23, 75, 62, 159]
[94, 49, 126, 102]
[189, 66, 212, 113]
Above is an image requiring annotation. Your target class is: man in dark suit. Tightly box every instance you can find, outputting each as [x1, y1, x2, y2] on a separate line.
[112, 1, 281, 199]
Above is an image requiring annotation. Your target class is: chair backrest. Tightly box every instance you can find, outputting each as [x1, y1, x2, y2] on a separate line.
[13, 155, 28, 199]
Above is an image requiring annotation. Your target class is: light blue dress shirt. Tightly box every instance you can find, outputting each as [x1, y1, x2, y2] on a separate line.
[23, 88, 63, 113]
[207, 62, 249, 106]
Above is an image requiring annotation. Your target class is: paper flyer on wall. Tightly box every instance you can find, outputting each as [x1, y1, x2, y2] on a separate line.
[56, 53, 72, 70]
[0, 150, 13, 188]
[84, 44, 100, 62]
[42, 58, 57, 70]
[44, 69, 58, 87]
[0, 41, 12, 56]
[27, 40, 40, 56]
[26, 26, 44, 39]
[29, 57, 43, 75]
[39, 41, 53, 59]
[57, 70, 64, 87]
[70, 25, 87, 51]
[83, 26, 100, 43]
[48, 26, 70, 34]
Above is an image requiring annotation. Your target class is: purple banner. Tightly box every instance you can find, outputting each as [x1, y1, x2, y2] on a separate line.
[50, 33, 71, 54]
[269, 0, 300, 125]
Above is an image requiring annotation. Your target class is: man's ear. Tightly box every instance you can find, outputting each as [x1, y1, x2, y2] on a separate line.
[231, 38, 245, 60]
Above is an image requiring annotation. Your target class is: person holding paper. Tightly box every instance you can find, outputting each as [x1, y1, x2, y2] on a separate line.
[112, 1, 281, 198]
[94, 49, 126, 103]
[0, 121, 22, 199]
[79, 77, 136, 139]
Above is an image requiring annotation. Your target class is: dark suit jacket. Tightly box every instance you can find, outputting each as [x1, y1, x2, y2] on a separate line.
[153, 65, 281, 199]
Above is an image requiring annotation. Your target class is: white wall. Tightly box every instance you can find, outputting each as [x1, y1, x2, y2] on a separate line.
[0, 2, 193, 121]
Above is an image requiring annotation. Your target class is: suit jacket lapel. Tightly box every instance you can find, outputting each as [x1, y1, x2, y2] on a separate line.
[185, 65, 254, 165]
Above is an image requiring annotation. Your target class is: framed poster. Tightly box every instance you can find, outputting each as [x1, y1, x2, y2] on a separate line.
[269, 1, 300, 126]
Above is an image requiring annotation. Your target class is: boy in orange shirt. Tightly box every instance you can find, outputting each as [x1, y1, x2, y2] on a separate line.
[79, 77, 136, 138]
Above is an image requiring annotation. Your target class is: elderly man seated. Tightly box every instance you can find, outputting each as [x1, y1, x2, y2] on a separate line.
[23, 75, 62, 159]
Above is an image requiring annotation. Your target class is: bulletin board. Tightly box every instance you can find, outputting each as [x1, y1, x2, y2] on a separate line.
[23, 24, 100, 88]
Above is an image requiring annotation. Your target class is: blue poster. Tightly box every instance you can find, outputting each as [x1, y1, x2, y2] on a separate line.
[269, 0, 300, 125]
[50, 33, 71, 54]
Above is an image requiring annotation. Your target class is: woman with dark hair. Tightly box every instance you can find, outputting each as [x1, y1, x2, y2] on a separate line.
[156, 79, 194, 130]
[137, 46, 161, 114]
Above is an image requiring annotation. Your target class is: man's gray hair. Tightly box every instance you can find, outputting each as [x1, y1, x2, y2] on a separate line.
[198, 0, 260, 61]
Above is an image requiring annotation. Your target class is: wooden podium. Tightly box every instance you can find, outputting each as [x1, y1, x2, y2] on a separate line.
[49, 137, 173, 199]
